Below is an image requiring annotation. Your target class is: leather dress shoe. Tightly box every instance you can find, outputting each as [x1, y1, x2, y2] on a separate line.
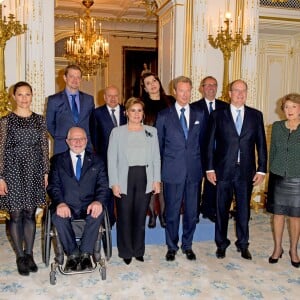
[269, 249, 284, 264]
[25, 254, 38, 272]
[240, 248, 252, 260]
[182, 249, 196, 260]
[216, 248, 226, 259]
[202, 214, 216, 223]
[165, 250, 176, 261]
[135, 256, 144, 262]
[64, 254, 79, 272]
[148, 214, 156, 228]
[16, 256, 29, 276]
[123, 258, 132, 265]
[80, 253, 93, 270]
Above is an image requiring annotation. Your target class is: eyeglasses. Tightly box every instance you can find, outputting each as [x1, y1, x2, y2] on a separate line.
[67, 138, 87, 142]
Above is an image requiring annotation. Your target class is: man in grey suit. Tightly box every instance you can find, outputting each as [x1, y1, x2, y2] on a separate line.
[46, 65, 95, 154]
[206, 79, 267, 260]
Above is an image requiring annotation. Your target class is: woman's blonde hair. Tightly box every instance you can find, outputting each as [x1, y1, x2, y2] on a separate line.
[281, 93, 300, 110]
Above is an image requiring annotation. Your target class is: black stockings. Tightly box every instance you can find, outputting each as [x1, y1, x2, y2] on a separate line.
[9, 208, 37, 258]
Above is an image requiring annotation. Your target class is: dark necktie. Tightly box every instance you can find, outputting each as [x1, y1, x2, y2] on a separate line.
[111, 108, 118, 127]
[180, 107, 188, 140]
[76, 154, 82, 181]
[71, 94, 79, 124]
[209, 101, 213, 114]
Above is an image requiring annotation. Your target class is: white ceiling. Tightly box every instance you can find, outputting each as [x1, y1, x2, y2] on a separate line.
[55, 0, 157, 20]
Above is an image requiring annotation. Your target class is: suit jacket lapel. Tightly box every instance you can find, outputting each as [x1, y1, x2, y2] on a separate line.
[187, 106, 197, 139]
[62, 152, 75, 178]
[104, 106, 115, 128]
[81, 152, 93, 179]
[224, 108, 238, 134]
[170, 106, 184, 135]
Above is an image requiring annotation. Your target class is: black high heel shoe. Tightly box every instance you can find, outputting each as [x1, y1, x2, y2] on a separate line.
[268, 249, 284, 264]
[289, 251, 300, 268]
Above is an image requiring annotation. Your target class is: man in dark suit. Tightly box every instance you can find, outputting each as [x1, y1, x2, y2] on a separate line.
[47, 127, 109, 272]
[94, 85, 127, 163]
[206, 79, 267, 260]
[93, 85, 127, 226]
[191, 76, 228, 223]
[46, 65, 95, 154]
[156, 76, 205, 261]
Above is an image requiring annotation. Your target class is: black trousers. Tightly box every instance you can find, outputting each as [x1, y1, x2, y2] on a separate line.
[116, 166, 151, 259]
[215, 165, 253, 250]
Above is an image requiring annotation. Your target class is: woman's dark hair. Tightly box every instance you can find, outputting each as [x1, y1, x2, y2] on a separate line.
[141, 72, 167, 97]
[13, 81, 33, 95]
[140, 72, 175, 125]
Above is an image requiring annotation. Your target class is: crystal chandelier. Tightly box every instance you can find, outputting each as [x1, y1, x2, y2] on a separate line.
[65, 0, 109, 78]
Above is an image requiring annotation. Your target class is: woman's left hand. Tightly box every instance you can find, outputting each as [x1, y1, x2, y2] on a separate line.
[152, 182, 160, 194]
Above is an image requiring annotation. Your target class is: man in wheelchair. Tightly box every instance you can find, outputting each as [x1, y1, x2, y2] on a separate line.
[47, 127, 109, 272]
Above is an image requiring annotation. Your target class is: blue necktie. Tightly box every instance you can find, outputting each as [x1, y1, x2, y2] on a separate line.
[76, 154, 82, 181]
[235, 109, 242, 135]
[71, 94, 79, 124]
[209, 102, 213, 114]
[111, 108, 118, 127]
[235, 110, 242, 162]
[180, 107, 188, 140]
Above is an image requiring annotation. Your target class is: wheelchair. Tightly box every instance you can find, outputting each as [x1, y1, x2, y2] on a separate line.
[42, 205, 112, 285]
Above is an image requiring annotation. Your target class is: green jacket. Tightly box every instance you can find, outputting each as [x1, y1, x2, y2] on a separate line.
[269, 120, 300, 178]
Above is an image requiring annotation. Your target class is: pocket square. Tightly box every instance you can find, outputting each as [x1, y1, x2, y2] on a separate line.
[194, 121, 200, 125]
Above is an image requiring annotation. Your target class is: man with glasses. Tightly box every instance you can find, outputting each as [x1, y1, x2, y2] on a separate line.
[191, 76, 228, 223]
[48, 127, 109, 272]
[206, 79, 267, 260]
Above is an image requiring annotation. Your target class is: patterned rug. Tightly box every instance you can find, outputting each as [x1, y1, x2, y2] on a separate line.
[0, 211, 299, 299]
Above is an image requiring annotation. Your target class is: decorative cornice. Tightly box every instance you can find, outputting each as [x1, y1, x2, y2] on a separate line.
[55, 14, 157, 24]
[259, 15, 300, 22]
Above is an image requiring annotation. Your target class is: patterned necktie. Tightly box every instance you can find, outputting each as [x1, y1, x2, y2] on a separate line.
[76, 154, 82, 181]
[111, 108, 118, 127]
[209, 101, 213, 114]
[180, 107, 188, 140]
[235, 109, 242, 135]
[71, 94, 79, 124]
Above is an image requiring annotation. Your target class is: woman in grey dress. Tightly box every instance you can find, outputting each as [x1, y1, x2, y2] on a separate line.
[0, 81, 49, 275]
[267, 93, 300, 268]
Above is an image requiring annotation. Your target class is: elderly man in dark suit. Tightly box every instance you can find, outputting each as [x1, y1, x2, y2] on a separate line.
[93, 85, 127, 226]
[191, 76, 228, 223]
[206, 79, 267, 260]
[94, 85, 127, 163]
[47, 127, 109, 272]
[46, 65, 95, 154]
[156, 76, 205, 261]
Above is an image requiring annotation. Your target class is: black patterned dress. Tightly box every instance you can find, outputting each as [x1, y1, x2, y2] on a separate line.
[0, 112, 49, 212]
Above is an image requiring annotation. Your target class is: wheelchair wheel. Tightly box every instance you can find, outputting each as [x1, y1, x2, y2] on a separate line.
[102, 208, 112, 261]
[50, 270, 56, 285]
[43, 207, 52, 267]
[99, 266, 106, 280]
